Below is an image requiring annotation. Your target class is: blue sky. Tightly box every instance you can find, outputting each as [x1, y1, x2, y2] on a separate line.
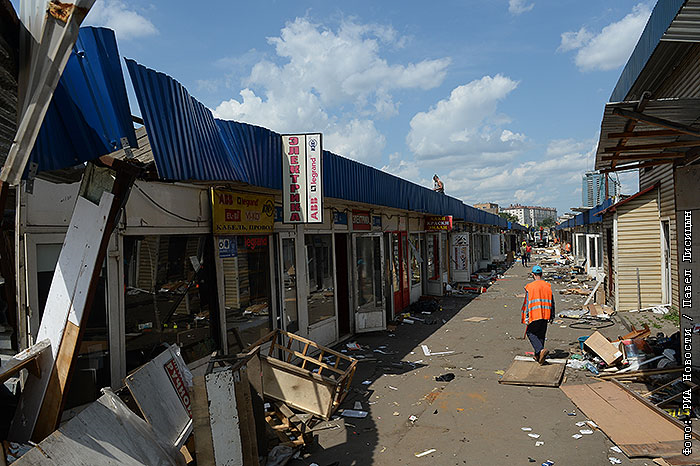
[75, 0, 651, 215]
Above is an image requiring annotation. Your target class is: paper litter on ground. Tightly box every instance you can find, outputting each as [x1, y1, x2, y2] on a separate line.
[415, 449, 436, 458]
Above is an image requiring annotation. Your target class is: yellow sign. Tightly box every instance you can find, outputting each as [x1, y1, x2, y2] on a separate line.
[211, 189, 275, 234]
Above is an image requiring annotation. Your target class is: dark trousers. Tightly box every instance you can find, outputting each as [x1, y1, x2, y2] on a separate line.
[526, 319, 548, 355]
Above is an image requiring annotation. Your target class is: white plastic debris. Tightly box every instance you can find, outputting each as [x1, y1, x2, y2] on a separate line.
[341, 409, 368, 418]
[415, 449, 436, 458]
[528, 433, 540, 438]
[535, 441, 544, 447]
[580, 429, 594, 435]
[521, 427, 532, 431]
[610, 446, 622, 454]
[609, 457, 621, 464]
[572, 434, 583, 439]
[575, 421, 586, 427]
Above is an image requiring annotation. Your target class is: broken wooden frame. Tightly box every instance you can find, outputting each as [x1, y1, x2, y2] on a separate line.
[11, 158, 142, 442]
[247, 330, 357, 420]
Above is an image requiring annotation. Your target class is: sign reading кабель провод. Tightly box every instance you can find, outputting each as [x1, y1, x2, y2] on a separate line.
[282, 134, 323, 224]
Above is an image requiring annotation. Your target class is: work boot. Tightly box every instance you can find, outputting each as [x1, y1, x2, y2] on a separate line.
[538, 348, 549, 365]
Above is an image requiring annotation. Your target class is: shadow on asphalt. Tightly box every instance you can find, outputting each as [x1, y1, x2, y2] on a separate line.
[289, 265, 511, 466]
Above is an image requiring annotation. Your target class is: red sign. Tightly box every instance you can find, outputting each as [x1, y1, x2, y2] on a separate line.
[164, 358, 191, 417]
[425, 215, 453, 231]
[352, 210, 371, 230]
[244, 236, 268, 250]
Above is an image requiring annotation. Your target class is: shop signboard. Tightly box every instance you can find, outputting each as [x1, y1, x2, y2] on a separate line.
[217, 236, 238, 258]
[282, 133, 323, 223]
[452, 233, 469, 271]
[211, 189, 275, 234]
[372, 215, 382, 229]
[426, 215, 453, 231]
[333, 211, 348, 225]
[352, 210, 371, 231]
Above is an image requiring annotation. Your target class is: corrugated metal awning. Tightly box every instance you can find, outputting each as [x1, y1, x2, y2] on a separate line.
[594, 98, 700, 172]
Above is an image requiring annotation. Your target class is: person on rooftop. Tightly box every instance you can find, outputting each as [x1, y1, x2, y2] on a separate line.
[433, 174, 444, 194]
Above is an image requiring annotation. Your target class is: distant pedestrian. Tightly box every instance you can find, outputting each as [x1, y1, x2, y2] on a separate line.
[526, 244, 532, 264]
[520, 242, 527, 266]
[521, 265, 555, 364]
[433, 174, 444, 193]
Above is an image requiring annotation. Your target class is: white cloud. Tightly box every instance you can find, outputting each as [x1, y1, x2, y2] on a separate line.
[509, 0, 534, 15]
[406, 75, 524, 162]
[85, 0, 158, 40]
[560, 3, 652, 72]
[212, 18, 450, 162]
[381, 153, 423, 184]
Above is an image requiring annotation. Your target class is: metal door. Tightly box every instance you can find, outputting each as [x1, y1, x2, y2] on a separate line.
[278, 232, 300, 335]
[391, 231, 409, 314]
[353, 233, 386, 332]
[425, 233, 442, 295]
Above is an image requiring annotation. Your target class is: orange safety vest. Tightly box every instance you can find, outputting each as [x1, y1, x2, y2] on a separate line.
[521, 279, 554, 324]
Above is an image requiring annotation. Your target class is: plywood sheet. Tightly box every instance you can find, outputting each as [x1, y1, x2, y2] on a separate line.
[561, 382, 686, 458]
[261, 356, 335, 419]
[13, 390, 183, 466]
[498, 359, 566, 387]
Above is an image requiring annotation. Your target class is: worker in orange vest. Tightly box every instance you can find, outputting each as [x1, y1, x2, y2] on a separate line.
[521, 265, 555, 364]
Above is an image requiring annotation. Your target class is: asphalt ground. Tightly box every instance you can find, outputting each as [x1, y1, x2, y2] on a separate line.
[293, 252, 672, 466]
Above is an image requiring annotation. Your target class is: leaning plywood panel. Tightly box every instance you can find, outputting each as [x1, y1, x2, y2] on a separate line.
[10, 192, 115, 442]
[13, 389, 185, 466]
[125, 345, 193, 449]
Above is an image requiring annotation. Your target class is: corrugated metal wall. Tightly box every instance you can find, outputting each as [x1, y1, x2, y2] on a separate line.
[614, 190, 663, 311]
[602, 215, 615, 307]
[640, 165, 678, 309]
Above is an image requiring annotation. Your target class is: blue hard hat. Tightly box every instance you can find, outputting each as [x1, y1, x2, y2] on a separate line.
[531, 265, 542, 274]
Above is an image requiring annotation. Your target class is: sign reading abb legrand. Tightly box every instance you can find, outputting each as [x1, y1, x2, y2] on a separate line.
[282, 134, 323, 223]
[426, 215, 453, 231]
[211, 189, 275, 234]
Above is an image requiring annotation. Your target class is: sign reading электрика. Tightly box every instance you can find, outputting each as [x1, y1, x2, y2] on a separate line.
[282, 134, 323, 224]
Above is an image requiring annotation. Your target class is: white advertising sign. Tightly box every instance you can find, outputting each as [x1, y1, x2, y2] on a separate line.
[282, 134, 323, 223]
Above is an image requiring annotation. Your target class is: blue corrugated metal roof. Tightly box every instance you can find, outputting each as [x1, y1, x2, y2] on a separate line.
[125, 58, 520, 229]
[28, 27, 136, 175]
[555, 198, 613, 230]
[610, 0, 686, 102]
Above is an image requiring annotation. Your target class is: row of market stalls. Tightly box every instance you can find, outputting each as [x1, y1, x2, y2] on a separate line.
[0, 23, 526, 412]
[559, 0, 699, 338]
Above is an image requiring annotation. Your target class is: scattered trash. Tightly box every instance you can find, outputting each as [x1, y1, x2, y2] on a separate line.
[586, 420, 598, 429]
[346, 342, 362, 350]
[403, 319, 415, 324]
[521, 427, 532, 431]
[362, 380, 372, 385]
[528, 433, 540, 438]
[608, 457, 621, 465]
[388, 385, 398, 391]
[535, 441, 544, 447]
[341, 409, 368, 418]
[575, 421, 586, 427]
[392, 412, 400, 416]
[435, 373, 455, 382]
[494, 370, 505, 375]
[610, 446, 622, 454]
[572, 433, 583, 439]
[421, 344, 455, 356]
[353, 401, 363, 410]
[542, 461, 555, 466]
[408, 415, 418, 422]
[415, 448, 436, 458]
[563, 410, 576, 416]
[579, 429, 594, 435]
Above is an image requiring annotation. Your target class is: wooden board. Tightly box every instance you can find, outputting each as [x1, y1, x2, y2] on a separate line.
[125, 345, 193, 449]
[205, 368, 243, 466]
[11, 193, 115, 442]
[498, 359, 566, 387]
[561, 382, 687, 458]
[583, 331, 622, 365]
[463, 316, 490, 322]
[260, 356, 335, 419]
[13, 390, 183, 465]
[0, 339, 49, 384]
[192, 376, 216, 466]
